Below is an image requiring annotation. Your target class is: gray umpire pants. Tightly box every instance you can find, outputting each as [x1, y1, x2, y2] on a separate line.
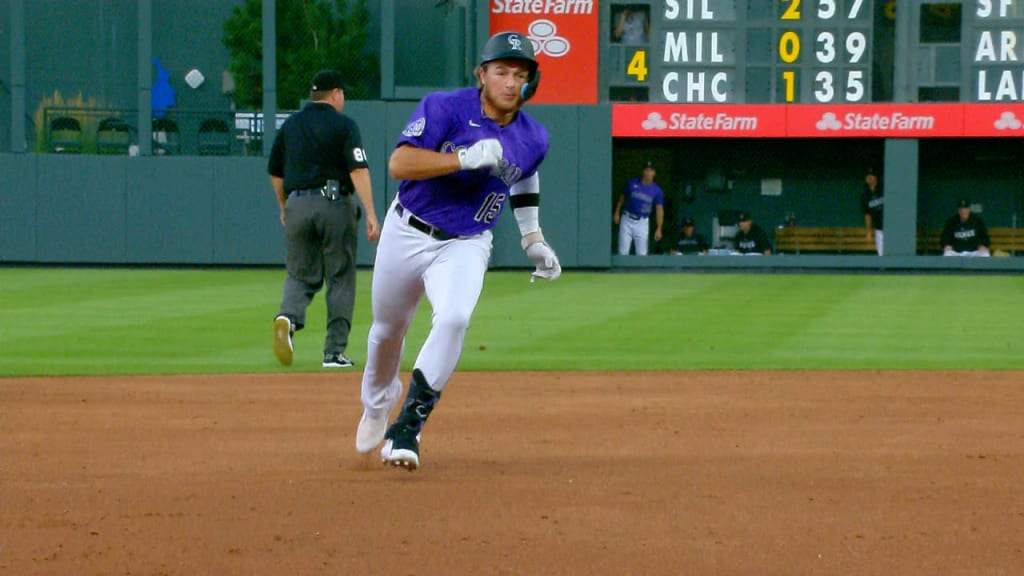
[278, 193, 358, 355]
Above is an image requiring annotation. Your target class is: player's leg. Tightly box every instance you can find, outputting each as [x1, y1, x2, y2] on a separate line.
[635, 220, 649, 255]
[275, 197, 323, 365]
[357, 211, 429, 452]
[413, 232, 491, 391]
[381, 231, 492, 469]
[617, 219, 631, 255]
[875, 230, 884, 256]
[320, 197, 359, 366]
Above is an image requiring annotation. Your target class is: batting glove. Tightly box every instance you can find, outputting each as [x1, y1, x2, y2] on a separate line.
[457, 139, 503, 171]
[526, 241, 561, 281]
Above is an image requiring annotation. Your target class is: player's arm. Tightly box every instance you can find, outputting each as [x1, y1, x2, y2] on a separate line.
[511, 172, 560, 281]
[389, 140, 503, 181]
[654, 204, 664, 242]
[940, 220, 954, 252]
[389, 144, 461, 180]
[613, 191, 625, 225]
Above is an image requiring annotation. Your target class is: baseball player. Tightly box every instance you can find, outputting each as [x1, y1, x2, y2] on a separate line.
[354, 31, 561, 471]
[269, 70, 380, 369]
[734, 212, 772, 255]
[941, 198, 991, 257]
[669, 217, 709, 255]
[613, 160, 664, 255]
[861, 169, 884, 256]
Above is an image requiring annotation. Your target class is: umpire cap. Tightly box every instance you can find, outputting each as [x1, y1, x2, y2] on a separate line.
[480, 31, 541, 101]
[311, 69, 345, 92]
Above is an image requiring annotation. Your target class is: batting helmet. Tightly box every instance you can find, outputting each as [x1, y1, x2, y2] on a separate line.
[479, 31, 541, 101]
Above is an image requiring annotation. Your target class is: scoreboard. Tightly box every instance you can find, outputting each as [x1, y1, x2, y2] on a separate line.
[622, 0, 876, 104]
[610, 1, 1024, 138]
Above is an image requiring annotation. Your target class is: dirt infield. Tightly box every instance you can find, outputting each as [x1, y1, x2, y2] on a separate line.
[2, 371, 1022, 575]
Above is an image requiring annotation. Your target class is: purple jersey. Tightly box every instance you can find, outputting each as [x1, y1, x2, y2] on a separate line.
[396, 87, 549, 236]
[622, 178, 664, 218]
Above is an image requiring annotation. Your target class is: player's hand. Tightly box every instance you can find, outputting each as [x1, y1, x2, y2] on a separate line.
[458, 139, 503, 170]
[526, 241, 561, 281]
[280, 206, 286, 227]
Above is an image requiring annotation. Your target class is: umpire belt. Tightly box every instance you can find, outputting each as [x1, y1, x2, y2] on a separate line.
[394, 203, 458, 241]
[288, 186, 349, 200]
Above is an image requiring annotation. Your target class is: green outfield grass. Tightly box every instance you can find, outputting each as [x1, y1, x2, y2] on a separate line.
[1, 267, 1022, 376]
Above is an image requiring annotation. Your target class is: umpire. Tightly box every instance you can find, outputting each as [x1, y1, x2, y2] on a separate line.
[269, 69, 380, 368]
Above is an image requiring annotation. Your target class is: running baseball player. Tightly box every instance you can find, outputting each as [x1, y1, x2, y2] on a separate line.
[613, 160, 664, 255]
[354, 31, 561, 471]
[941, 198, 991, 257]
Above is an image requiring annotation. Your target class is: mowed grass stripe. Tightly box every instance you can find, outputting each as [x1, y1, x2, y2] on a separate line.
[2, 268, 1023, 375]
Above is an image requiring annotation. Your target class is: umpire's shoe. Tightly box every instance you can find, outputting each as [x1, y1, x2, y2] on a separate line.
[273, 315, 294, 366]
[381, 369, 440, 471]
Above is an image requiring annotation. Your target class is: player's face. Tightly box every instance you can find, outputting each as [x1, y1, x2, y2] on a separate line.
[865, 173, 877, 189]
[683, 225, 694, 237]
[642, 166, 655, 183]
[739, 220, 751, 232]
[480, 59, 530, 116]
[958, 206, 971, 221]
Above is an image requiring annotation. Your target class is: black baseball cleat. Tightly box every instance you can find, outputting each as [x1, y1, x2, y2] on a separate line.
[381, 423, 421, 471]
[322, 352, 354, 368]
[380, 369, 439, 471]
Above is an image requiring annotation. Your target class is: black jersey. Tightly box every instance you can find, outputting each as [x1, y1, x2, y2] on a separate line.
[941, 213, 990, 252]
[860, 184, 884, 230]
[735, 223, 772, 254]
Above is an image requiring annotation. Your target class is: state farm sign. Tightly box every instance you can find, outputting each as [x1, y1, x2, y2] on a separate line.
[615, 105, 786, 137]
[786, 104, 959, 137]
[613, 103, 1024, 138]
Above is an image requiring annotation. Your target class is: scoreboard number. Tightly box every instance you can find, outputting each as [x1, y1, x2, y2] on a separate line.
[627, 49, 648, 82]
[652, 0, 872, 103]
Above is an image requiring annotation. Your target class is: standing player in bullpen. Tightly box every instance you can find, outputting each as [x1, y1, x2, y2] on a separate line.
[613, 160, 664, 255]
[734, 212, 772, 255]
[941, 198, 991, 257]
[269, 70, 380, 369]
[861, 169, 884, 256]
[354, 31, 561, 470]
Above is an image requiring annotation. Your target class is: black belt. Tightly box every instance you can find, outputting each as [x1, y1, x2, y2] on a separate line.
[288, 186, 350, 199]
[395, 203, 458, 241]
[626, 212, 647, 220]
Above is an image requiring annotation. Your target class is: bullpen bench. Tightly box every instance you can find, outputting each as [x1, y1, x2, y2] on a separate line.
[774, 227, 876, 254]
[917, 227, 1024, 255]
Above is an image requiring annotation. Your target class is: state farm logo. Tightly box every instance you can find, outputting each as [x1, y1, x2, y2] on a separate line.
[994, 111, 1022, 130]
[529, 20, 569, 57]
[815, 111, 935, 131]
[642, 112, 668, 130]
[816, 112, 842, 130]
[492, 0, 595, 15]
[641, 111, 758, 131]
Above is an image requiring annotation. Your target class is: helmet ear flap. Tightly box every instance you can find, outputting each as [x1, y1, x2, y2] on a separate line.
[521, 68, 541, 101]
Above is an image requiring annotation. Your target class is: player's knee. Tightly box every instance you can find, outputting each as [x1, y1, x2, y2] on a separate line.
[432, 310, 472, 335]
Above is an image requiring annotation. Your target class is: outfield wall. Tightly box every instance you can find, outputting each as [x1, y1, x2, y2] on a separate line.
[3, 101, 1024, 272]
[0, 103, 614, 270]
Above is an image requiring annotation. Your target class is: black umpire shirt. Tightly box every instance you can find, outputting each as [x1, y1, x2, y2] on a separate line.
[268, 102, 368, 193]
